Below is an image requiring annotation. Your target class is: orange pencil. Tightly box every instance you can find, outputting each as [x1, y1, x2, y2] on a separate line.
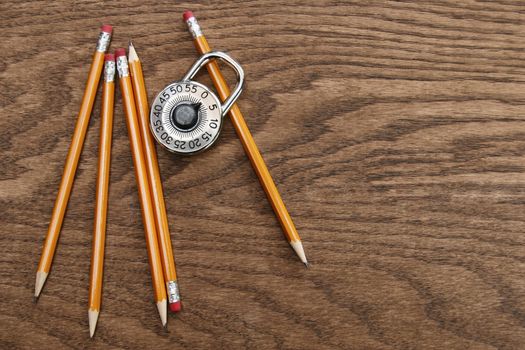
[88, 53, 115, 338]
[182, 12, 308, 266]
[128, 42, 181, 313]
[35, 25, 113, 298]
[115, 48, 167, 326]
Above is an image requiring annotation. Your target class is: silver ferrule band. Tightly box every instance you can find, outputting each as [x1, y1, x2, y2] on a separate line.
[96, 31, 111, 52]
[167, 281, 180, 303]
[116, 56, 129, 77]
[186, 17, 203, 38]
[104, 61, 115, 82]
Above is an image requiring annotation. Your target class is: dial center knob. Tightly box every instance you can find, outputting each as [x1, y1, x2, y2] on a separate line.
[171, 103, 200, 130]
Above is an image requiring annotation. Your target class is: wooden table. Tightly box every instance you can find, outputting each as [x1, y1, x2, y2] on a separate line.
[1, 1, 524, 349]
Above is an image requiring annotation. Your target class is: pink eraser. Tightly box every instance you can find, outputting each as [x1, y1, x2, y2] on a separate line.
[182, 10, 194, 22]
[114, 48, 126, 58]
[100, 24, 113, 34]
[104, 53, 115, 61]
[169, 301, 182, 313]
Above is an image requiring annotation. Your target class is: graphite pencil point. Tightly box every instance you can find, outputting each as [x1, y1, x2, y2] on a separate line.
[289, 241, 308, 265]
[157, 299, 168, 327]
[34, 271, 48, 298]
[88, 310, 99, 338]
[128, 42, 138, 62]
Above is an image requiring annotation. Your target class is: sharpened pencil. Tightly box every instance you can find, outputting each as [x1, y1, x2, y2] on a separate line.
[88, 53, 115, 338]
[115, 48, 167, 326]
[128, 42, 182, 313]
[182, 11, 308, 266]
[35, 25, 113, 299]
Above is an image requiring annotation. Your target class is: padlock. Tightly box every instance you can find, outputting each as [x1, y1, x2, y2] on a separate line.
[150, 51, 244, 155]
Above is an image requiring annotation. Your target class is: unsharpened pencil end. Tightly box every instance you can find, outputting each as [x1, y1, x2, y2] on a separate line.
[114, 48, 126, 58]
[104, 53, 115, 62]
[100, 24, 113, 34]
[169, 301, 182, 313]
[289, 240, 308, 266]
[88, 310, 99, 338]
[34, 271, 48, 298]
[182, 10, 194, 21]
[157, 299, 168, 327]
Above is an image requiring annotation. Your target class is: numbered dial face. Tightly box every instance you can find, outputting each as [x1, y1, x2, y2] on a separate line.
[150, 81, 223, 155]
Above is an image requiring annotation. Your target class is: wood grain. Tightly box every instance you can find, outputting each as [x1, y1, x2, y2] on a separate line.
[1, 1, 525, 349]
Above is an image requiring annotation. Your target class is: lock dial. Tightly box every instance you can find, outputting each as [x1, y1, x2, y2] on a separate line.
[150, 81, 223, 155]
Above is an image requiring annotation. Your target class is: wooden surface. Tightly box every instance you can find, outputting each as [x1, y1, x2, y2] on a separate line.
[1, 1, 524, 349]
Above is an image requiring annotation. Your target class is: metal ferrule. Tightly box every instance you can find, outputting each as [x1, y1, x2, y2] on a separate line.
[116, 56, 129, 78]
[167, 281, 180, 303]
[186, 17, 203, 38]
[96, 31, 111, 52]
[104, 61, 115, 82]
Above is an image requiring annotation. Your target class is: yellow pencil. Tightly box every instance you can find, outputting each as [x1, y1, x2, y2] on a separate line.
[115, 48, 167, 326]
[183, 11, 308, 265]
[88, 53, 115, 338]
[128, 42, 181, 312]
[35, 25, 113, 298]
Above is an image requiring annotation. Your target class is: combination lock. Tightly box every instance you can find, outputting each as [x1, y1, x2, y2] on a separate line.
[150, 51, 244, 155]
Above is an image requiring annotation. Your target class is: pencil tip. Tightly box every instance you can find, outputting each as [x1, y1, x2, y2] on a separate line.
[289, 241, 308, 266]
[88, 310, 99, 338]
[304, 262, 310, 268]
[34, 271, 48, 298]
[33, 296, 38, 304]
[128, 41, 139, 62]
[157, 299, 167, 327]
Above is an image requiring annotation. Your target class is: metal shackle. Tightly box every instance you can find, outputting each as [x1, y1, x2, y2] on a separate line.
[181, 51, 244, 116]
